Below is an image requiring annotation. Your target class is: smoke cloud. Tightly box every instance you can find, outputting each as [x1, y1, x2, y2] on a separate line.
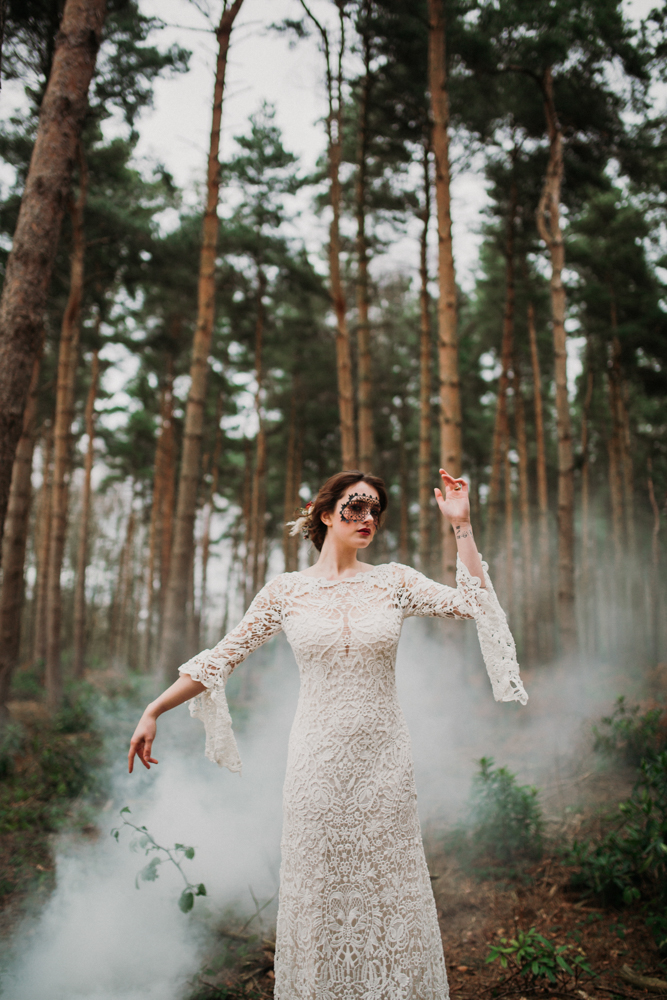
[1, 621, 629, 999]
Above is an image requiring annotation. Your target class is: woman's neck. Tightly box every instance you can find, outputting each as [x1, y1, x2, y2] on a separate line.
[306, 539, 369, 579]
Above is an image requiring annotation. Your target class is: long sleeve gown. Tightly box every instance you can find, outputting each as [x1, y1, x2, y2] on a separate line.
[179, 558, 527, 1000]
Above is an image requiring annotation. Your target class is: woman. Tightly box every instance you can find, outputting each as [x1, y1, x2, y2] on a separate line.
[129, 468, 527, 1000]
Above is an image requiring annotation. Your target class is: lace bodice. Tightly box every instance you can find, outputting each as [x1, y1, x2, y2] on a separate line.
[179, 557, 526, 772]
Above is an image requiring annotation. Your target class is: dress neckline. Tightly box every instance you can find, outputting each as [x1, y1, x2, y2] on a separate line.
[292, 564, 388, 586]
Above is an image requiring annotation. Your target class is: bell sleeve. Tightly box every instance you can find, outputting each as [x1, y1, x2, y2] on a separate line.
[396, 558, 528, 706]
[178, 577, 284, 771]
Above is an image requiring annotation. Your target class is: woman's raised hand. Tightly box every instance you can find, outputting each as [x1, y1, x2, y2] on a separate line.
[434, 468, 470, 525]
[128, 711, 158, 773]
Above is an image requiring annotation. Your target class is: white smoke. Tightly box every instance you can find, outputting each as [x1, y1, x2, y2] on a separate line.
[1, 621, 629, 999]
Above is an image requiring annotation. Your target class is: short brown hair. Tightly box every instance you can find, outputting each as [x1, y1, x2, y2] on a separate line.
[306, 470, 388, 551]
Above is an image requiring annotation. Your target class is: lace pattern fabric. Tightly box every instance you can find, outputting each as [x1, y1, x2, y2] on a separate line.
[179, 559, 527, 999]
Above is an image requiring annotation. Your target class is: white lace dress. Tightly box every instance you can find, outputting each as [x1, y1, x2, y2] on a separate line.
[179, 559, 527, 1000]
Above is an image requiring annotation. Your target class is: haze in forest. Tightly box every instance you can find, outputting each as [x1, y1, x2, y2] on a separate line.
[0, 0, 665, 995]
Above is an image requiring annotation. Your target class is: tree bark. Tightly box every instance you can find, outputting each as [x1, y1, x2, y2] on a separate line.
[503, 429, 514, 619]
[418, 143, 433, 574]
[535, 66, 576, 651]
[580, 339, 594, 587]
[33, 423, 54, 665]
[283, 386, 303, 574]
[399, 404, 410, 566]
[72, 347, 99, 678]
[158, 0, 243, 678]
[527, 301, 550, 578]
[110, 502, 135, 667]
[300, 0, 355, 468]
[356, 13, 372, 472]
[45, 147, 87, 709]
[647, 458, 661, 665]
[609, 319, 635, 557]
[200, 391, 224, 643]
[0, 0, 105, 545]
[486, 177, 517, 555]
[0, 355, 41, 715]
[428, 0, 461, 583]
[158, 360, 176, 631]
[513, 360, 536, 661]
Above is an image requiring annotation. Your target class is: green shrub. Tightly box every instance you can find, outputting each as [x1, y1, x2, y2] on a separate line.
[0, 722, 24, 779]
[486, 926, 593, 987]
[52, 685, 96, 734]
[593, 697, 666, 767]
[469, 757, 544, 866]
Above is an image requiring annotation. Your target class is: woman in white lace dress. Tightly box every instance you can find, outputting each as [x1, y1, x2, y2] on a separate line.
[129, 468, 527, 1000]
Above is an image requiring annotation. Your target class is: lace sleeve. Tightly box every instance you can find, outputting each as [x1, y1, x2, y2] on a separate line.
[178, 577, 285, 771]
[396, 559, 528, 706]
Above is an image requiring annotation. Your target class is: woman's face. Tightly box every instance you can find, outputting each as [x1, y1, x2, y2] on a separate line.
[320, 481, 382, 550]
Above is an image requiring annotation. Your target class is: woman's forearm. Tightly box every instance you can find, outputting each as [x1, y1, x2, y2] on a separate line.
[451, 520, 486, 587]
[145, 674, 206, 718]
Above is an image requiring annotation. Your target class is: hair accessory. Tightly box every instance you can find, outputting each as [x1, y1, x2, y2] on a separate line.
[287, 501, 314, 538]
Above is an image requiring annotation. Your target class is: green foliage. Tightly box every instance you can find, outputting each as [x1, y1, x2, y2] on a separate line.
[111, 807, 207, 914]
[469, 757, 544, 866]
[486, 927, 593, 986]
[52, 685, 97, 735]
[0, 722, 24, 780]
[568, 752, 667, 912]
[593, 697, 666, 767]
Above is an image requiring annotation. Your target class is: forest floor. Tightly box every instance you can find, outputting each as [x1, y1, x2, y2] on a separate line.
[188, 765, 667, 1000]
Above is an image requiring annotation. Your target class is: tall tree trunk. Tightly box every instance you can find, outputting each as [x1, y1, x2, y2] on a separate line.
[158, 361, 176, 632]
[607, 368, 624, 570]
[45, 148, 87, 710]
[33, 423, 54, 664]
[647, 458, 661, 665]
[356, 11, 372, 472]
[200, 392, 224, 643]
[428, 0, 461, 583]
[72, 347, 99, 678]
[418, 142, 433, 574]
[503, 429, 514, 619]
[158, 0, 243, 679]
[513, 360, 536, 661]
[0, 355, 41, 716]
[486, 177, 517, 554]
[283, 386, 303, 574]
[609, 317, 635, 557]
[248, 269, 267, 598]
[580, 339, 594, 587]
[527, 301, 550, 586]
[0, 0, 105, 543]
[399, 404, 410, 565]
[111, 503, 135, 667]
[142, 375, 169, 671]
[535, 66, 576, 651]
[242, 438, 253, 608]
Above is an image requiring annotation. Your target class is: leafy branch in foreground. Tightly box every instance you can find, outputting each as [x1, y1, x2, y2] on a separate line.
[111, 806, 207, 913]
[486, 927, 594, 991]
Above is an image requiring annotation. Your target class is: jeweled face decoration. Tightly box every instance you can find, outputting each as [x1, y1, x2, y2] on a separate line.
[339, 492, 382, 527]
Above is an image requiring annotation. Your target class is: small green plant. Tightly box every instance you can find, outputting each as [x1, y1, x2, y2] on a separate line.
[111, 807, 207, 913]
[486, 926, 593, 988]
[53, 684, 96, 735]
[593, 697, 666, 767]
[469, 757, 544, 866]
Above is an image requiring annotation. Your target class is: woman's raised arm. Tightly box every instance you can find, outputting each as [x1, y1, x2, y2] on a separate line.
[434, 468, 485, 585]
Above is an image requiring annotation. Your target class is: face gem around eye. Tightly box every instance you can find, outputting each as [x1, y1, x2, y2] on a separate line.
[339, 493, 382, 525]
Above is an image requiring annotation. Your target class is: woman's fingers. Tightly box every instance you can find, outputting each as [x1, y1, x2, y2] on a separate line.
[439, 468, 467, 491]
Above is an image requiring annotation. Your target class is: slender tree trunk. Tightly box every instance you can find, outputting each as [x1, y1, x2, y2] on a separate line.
[487, 177, 517, 554]
[399, 405, 410, 565]
[356, 14, 372, 472]
[45, 148, 87, 709]
[200, 392, 223, 642]
[142, 376, 169, 671]
[159, 0, 243, 678]
[580, 340, 594, 587]
[158, 363, 176, 632]
[647, 458, 661, 664]
[283, 387, 303, 573]
[607, 366, 624, 570]
[33, 424, 54, 664]
[527, 301, 549, 582]
[503, 429, 513, 619]
[0, 355, 41, 715]
[513, 361, 536, 661]
[111, 503, 135, 667]
[72, 347, 99, 678]
[428, 0, 461, 582]
[248, 269, 267, 598]
[609, 319, 635, 556]
[535, 66, 576, 651]
[0, 0, 8, 93]
[0, 0, 105, 543]
[418, 142, 433, 574]
[242, 438, 253, 607]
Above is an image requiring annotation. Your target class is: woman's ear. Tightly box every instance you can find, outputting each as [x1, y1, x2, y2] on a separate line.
[320, 508, 334, 528]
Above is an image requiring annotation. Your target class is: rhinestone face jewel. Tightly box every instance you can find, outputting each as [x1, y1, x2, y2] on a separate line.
[339, 493, 382, 526]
